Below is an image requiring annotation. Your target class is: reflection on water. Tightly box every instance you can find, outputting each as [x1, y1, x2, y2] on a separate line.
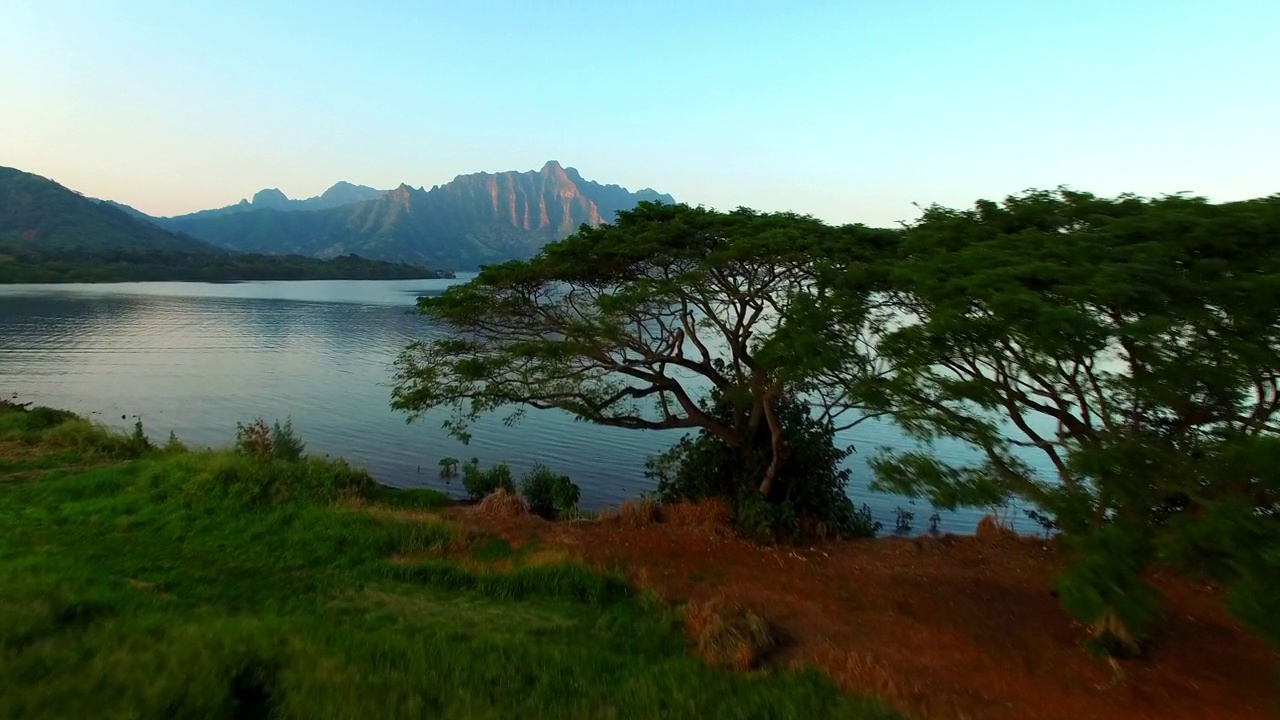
[0, 278, 1038, 534]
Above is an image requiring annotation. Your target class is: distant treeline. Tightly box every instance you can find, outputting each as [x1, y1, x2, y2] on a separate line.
[0, 245, 454, 283]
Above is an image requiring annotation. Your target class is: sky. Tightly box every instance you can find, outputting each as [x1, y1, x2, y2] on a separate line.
[1, 0, 1277, 226]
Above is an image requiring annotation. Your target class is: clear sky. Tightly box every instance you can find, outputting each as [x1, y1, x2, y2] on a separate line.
[1, 0, 1276, 226]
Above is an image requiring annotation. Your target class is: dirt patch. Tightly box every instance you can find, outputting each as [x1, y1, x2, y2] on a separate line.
[455, 511, 1280, 720]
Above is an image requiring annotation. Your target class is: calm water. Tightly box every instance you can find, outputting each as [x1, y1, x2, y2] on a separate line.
[0, 278, 1039, 534]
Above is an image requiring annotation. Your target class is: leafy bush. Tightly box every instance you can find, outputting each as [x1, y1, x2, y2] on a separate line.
[128, 419, 152, 456]
[894, 507, 914, 534]
[235, 417, 306, 462]
[519, 464, 581, 519]
[461, 460, 516, 500]
[647, 390, 876, 542]
[438, 457, 459, 478]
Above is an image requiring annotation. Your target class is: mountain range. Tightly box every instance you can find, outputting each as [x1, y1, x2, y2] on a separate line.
[0, 166, 452, 283]
[127, 161, 674, 269]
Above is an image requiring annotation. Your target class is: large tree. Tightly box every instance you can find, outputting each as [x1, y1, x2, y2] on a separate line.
[865, 189, 1280, 653]
[392, 202, 895, 502]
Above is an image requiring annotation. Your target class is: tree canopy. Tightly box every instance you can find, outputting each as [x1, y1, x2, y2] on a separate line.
[864, 189, 1280, 652]
[392, 202, 896, 497]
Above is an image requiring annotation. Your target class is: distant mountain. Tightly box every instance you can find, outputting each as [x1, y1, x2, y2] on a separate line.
[0, 166, 450, 283]
[0, 167, 209, 253]
[562, 165, 675, 222]
[157, 161, 675, 268]
[155, 181, 388, 223]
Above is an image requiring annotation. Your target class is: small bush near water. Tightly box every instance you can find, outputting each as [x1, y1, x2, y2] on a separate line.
[647, 391, 882, 543]
[235, 417, 306, 461]
[519, 464, 581, 519]
[460, 458, 516, 500]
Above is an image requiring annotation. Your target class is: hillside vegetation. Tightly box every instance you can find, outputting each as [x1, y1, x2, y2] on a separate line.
[0, 402, 897, 720]
[0, 166, 452, 282]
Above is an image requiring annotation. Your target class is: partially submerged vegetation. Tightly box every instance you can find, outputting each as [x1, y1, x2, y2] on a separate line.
[0, 401, 899, 719]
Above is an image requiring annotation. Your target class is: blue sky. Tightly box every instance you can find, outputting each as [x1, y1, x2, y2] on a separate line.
[1, 0, 1276, 225]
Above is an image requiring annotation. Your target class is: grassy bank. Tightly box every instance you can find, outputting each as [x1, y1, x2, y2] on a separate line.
[0, 404, 899, 720]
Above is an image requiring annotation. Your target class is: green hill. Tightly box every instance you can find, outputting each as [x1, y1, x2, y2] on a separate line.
[0, 166, 451, 282]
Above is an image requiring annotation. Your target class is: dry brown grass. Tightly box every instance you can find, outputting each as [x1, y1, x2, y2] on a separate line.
[683, 598, 776, 671]
[616, 497, 659, 527]
[659, 498, 733, 530]
[475, 488, 528, 519]
[463, 547, 574, 573]
[975, 514, 1019, 544]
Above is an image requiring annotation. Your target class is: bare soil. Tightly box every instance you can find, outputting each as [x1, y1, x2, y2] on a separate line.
[450, 508, 1279, 720]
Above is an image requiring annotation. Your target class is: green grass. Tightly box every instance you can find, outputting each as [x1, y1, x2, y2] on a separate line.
[0, 404, 901, 720]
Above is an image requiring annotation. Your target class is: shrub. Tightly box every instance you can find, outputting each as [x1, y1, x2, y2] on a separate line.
[647, 390, 876, 542]
[461, 460, 515, 501]
[270, 418, 305, 461]
[128, 419, 152, 455]
[235, 417, 306, 462]
[438, 457, 459, 479]
[893, 507, 914, 534]
[518, 464, 581, 519]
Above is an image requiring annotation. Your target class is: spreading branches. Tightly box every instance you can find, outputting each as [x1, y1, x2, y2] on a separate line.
[392, 203, 898, 495]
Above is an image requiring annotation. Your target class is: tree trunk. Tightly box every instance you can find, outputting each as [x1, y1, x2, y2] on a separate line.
[757, 389, 788, 498]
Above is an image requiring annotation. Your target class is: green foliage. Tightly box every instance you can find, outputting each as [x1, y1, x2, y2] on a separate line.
[893, 507, 914, 534]
[648, 389, 881, 541]
[0, 246, 451, 283]
[1054, 524, 1164, 658]
[437, 456, 459, 479]
[519, 464, 582, 519]
[0, 408, 901, 719]
[460, 460, 516, 500]
[234, 417, 306, 462]
[393, 202, 897, 524]
[861, 188, 1280, 654]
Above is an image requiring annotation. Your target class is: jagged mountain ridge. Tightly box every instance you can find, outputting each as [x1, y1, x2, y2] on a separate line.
[0, 165, 452, 282]
[154, 161, 675, 269]
[159, 181, 387, 222]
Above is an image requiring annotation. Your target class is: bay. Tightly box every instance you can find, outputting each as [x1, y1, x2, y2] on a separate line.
[0, 277, 1040, 534]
